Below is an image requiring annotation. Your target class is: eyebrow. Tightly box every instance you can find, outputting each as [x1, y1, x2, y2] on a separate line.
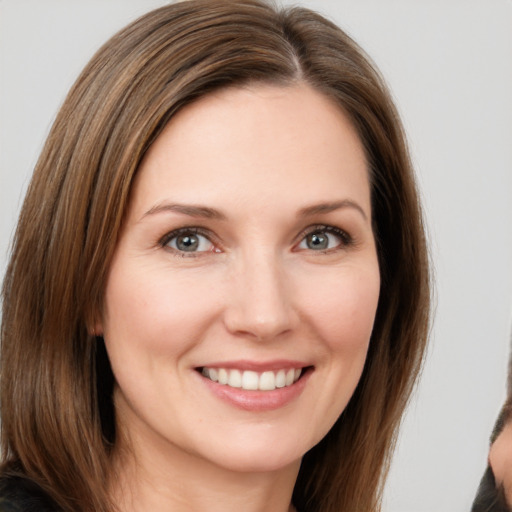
[298, 200, 368, 221]
[141, 199, 368, 222]
[141, 203, 227, 221]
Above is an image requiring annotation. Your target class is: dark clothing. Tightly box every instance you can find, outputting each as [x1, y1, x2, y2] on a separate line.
[471, 465, 510, 512]
[0, 476, 60, 512]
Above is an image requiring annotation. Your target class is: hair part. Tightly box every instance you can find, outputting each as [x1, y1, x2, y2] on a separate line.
[1, 2, 430, 511]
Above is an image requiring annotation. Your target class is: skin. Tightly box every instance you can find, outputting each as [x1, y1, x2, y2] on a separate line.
[490, 421, 512, 506]
[98, 83, 381, 512]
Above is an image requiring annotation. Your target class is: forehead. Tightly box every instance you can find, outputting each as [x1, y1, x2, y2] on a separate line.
[129, 83, 370, 217]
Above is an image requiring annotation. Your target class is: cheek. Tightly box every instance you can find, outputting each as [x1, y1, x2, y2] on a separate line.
[102, 261, 225, 358]
[490, 423, 512, 486]
[299, 264, 380, 353]
[294, 262, 380, 440]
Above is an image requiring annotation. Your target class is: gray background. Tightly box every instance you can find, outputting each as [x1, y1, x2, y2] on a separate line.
[1, 1, 511, 510]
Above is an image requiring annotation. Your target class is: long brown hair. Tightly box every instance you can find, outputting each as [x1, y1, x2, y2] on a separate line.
[0, 1, 430, 511]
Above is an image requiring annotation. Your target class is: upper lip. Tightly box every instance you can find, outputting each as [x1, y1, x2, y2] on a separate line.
[196, 359, 311, 372]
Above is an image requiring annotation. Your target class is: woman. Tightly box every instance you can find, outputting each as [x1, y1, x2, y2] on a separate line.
[472, 328, 512, 512]
[0, 1, 430, 511]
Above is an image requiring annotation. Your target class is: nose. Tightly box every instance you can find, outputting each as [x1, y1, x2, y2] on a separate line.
[223, 251, 297, 341]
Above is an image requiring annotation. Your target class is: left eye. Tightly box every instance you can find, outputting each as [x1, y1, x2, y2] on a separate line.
[164, 230, 215, 253]
[297, 228, 348, 251]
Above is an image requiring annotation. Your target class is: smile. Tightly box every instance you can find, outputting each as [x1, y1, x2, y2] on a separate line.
[201, 367, 302, 391]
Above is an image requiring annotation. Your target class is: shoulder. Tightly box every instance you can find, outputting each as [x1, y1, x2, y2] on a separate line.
[0, 475, 60, 512]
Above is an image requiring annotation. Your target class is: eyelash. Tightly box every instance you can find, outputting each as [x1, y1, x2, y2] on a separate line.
[158, 224, 354, 257]
[295, 224, 354, 253]
[159, 227, 218, 257]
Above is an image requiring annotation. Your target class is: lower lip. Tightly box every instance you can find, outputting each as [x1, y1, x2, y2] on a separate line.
[199, 369, 311, 412]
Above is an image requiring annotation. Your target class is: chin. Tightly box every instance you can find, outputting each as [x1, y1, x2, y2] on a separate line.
[189, 433, 309, 474]
[210, 450, 303, 474]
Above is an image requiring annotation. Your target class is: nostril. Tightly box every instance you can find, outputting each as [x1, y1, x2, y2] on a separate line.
[223, 268, 297, 340]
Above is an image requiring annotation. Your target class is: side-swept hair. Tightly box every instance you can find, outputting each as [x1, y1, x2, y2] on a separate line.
[1, 1, 430, 511]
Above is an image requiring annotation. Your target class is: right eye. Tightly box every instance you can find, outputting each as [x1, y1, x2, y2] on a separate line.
[162, 228, 217, 255]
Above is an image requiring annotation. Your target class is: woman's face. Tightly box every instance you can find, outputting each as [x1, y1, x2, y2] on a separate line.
[100, 84, 380, 474]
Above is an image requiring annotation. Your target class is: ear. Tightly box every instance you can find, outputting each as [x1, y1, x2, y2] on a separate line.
[86, 309, 104, 338]
[92, 321, 104, 338]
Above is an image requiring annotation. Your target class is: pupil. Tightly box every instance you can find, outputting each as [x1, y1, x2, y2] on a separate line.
[308, 232, 328, 250]
[177, 234, 198, 251]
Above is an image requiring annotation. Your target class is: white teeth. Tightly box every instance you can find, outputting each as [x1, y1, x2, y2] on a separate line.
[242, 371, 259, 390]
[259, 371, 275, 391]
[228, 369, 242, 388]
[201, 367, 303, 391]
[275, 369, 286, 388]
[218, 368, 228, 385]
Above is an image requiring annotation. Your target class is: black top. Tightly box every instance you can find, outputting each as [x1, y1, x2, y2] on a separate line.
[0, 476, 60, 512]
[472, 465, 510, 512]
